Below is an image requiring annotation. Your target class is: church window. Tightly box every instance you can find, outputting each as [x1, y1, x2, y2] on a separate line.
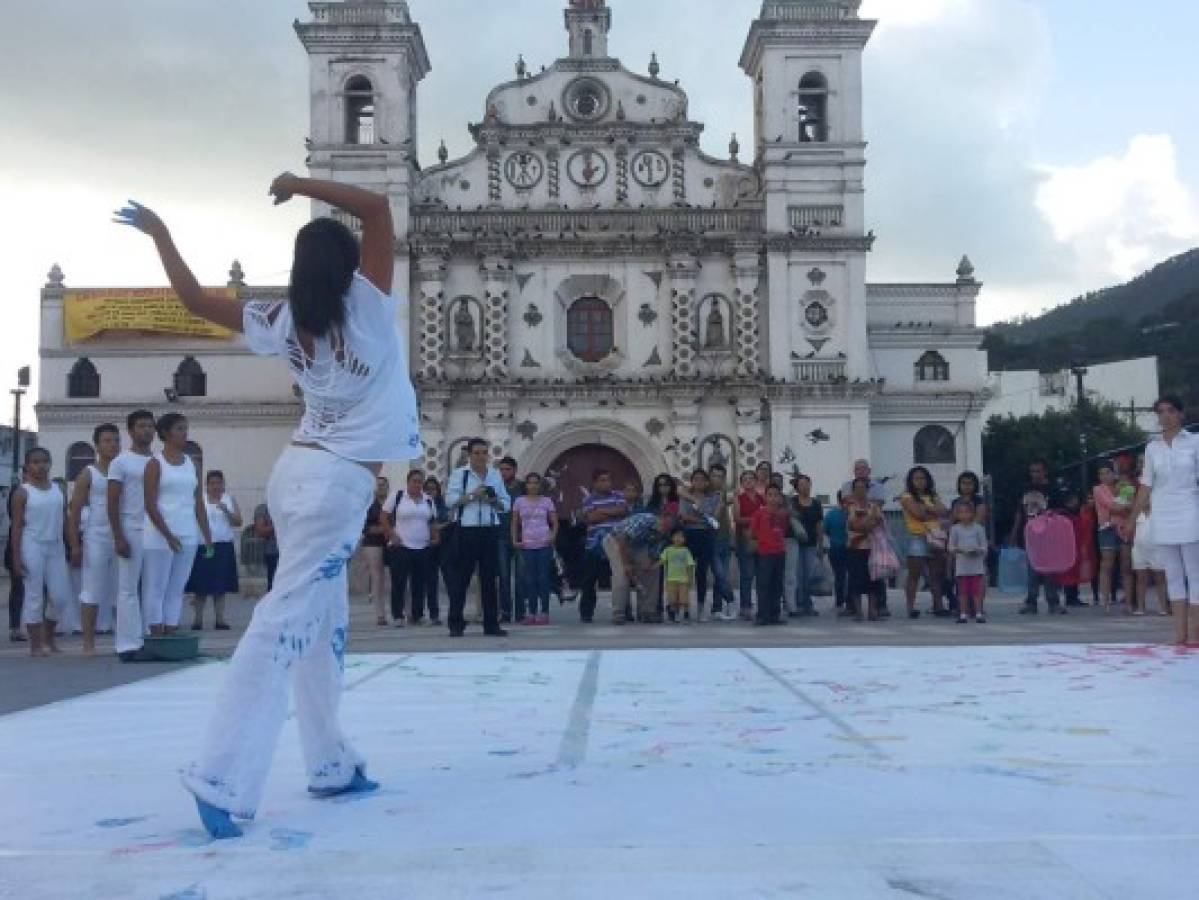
[67, 358, 100, 398]
[798, 72, 829, 143]
[804, 302, 829, 329]
[174, 356, 207, 398]
[345, 75, 376, 145]
[914, 425, 956, 465]
[567, 296, 614, 363]
[583, 29, 593, 56]
[66, 442, 96, 482]
[915, 351, 950, 383]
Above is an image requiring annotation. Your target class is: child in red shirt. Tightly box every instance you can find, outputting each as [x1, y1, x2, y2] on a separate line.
[751, 484, 789, 626]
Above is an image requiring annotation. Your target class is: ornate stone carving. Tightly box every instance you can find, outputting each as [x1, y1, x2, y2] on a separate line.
[517, 420, 538, 441]
[480, 251, 513, 380]
[638, 303, 658, 326]
[731, 243, 761, 377]
[415, 243, 450, 381]
[46, 264, 65, 288]
[227, 260, 245, 287]
[645, 346, 663, 367]
[486, 148, 502, 204]
[667, 246, 699, 378]
[520, 349, 541, 368]
[615, 143, 629, 205]
[546, 146, 561, 199]
[646, 417, 665, 439]
[523, 304, 543, 327]
[671, 145, 685, 202]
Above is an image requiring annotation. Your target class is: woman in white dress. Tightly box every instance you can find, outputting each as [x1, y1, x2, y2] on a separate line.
[116, 172, 418, 840]
[8, 447, 72, 657]
[142, 413, 213, 636]
[67, 423, 122, 655]
[1131, 395, 1199, 646]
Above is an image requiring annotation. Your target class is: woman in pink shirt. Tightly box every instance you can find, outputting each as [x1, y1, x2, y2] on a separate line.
[512, 473, 559, 625]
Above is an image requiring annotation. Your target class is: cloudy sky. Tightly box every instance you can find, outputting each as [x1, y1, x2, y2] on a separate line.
[3, 0, 1197, 423]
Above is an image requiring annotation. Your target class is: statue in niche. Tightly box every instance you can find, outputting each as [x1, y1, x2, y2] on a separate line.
[704, 302, 727, 349]
[453, 303, 476, 352]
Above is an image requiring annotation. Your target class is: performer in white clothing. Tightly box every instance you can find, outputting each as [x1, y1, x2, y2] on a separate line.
[116, 173, 418, 840]
[8, 447, 72, 657]
[1132, 395, 1199, 646]
[143, 413, 212, 635]
[68, 423, 122, 656]
[107, 410, 158, 660]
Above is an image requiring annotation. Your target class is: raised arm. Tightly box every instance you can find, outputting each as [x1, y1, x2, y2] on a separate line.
[113, 202, 246, 332]
[268, 173, 394, 295]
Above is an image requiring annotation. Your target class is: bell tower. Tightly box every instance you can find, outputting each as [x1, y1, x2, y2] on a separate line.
[295, 0, 430, 237]
[565, 0, 611, 59]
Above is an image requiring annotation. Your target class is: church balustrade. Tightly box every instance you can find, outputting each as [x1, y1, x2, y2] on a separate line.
[410, 207, 764, 237]
[792, 360, 848, 383]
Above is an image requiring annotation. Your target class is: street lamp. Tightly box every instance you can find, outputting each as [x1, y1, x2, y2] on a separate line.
[1070, 362, 1089, 490]
[10, 366, 30, 488]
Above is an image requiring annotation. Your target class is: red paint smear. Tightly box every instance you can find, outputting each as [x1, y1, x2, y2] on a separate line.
[112, 841, 175, 857]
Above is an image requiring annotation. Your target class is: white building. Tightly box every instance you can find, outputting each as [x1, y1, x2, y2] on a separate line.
[36, 0, 989, 513]
[985, 357, 1160, 435]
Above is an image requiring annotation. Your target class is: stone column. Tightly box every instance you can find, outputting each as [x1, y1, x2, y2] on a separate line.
[670, 398, 700, 481]
[418, 386, 451, 478]
[667, 238, 701, 378]
[479, 242, 514, 382]
[414, 239, 450, 381]
[731, 240, 762, 378]
[615, 140, 630, 207]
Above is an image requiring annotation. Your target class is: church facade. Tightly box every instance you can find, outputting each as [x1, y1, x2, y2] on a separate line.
[36, 0, 988, 514]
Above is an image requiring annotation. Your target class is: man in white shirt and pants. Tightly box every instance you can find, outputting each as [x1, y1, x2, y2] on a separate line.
[445, 439, 511, 638]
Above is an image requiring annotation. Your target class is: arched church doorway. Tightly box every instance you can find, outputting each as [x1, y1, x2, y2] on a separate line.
[543, 443, 643, 591]
[544, 443, 642, 522]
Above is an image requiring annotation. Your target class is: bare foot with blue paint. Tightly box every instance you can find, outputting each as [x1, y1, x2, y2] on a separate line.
[308, 766, 379, 799]
[195, 798, 243, 840]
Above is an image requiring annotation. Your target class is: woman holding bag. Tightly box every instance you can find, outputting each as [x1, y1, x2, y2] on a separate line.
[899, 466, 949, 619]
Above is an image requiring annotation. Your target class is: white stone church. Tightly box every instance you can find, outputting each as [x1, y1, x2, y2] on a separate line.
[36, 0, 988, 515]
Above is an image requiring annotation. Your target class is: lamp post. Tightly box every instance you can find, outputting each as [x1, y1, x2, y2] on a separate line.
[1070, 363, 1089, 490]
[10, 366, 30, 488]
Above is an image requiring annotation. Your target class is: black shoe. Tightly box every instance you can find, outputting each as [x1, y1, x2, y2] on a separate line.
[448, 629, 464, 638]
[190, 623, 203, 631]
[879, 608, 892, 619]
[499, 614, 512, 624]
[580, 616, 593, 624]
[1065, 599, 1086, 608]
[908, 610, 921, 619]
[215, 622, 231, 631]
[1018, 603, 1038, 615]
[484, 627, 509, 637]
[1051, 604, 1067, 615]
[118, 647, 156, 663]
[932, 608, 952, 618]
[753, 619, 769, 627]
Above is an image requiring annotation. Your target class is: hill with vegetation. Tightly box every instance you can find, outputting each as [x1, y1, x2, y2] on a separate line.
[984, 248, 1199, 409]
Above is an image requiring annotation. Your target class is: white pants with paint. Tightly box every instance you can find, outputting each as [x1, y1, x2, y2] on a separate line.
[1158, 541, 1199, 605]
[81, 535, 119, 632]
[142, 544, 198, 629]
[115, 528, 146, 654]
[183, 446, 373, 820]
[19, 537, 73, 626]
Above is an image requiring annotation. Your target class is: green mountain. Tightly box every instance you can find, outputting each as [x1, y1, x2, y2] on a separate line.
[984, 247, 1199, 408]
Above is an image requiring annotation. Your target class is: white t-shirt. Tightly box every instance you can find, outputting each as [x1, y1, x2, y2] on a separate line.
[108, 451, 153, 528]
[84, 464, 112, 540]
[21, 483, 65, 545]
[204, 493, 239, 544]
[243, 273, 421, 463]
[385, 491, 435, 550]
[143, 452, 200, 550]
[1142, 430, 1199, 546]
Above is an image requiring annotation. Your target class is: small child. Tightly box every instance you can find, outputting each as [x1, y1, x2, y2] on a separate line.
[659, 527, 696, 623]
[947, 500, 988, 624]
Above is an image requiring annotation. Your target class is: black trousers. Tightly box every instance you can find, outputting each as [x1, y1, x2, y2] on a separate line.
[578, 547, 611, 622]
[264, 554, 279, 594]
[755, 554, 785, 624]
[7, 574, 23, 631]
[389, 546, 436, 621]
[447, 527, 500, 633]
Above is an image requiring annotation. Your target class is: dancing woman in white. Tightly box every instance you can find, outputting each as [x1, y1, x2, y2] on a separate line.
[143, 413, 212, 636]
[8, 447, 72, 657]
[1131, 395, 1199, 647]
[116, 173, 418, 840]
[67, 423, 122, 656]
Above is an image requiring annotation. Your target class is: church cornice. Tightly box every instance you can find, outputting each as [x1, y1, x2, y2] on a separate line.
[411, 207, 765, 239]
[35, 401, 302, 425]
[740, 19, 877, 73]
[869, 390, 992, 421]
[415, 376, 877, 404]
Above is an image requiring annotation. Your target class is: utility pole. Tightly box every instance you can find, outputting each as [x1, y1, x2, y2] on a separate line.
[1070, 364, 1089, 490]
[10, 366, 30, 488]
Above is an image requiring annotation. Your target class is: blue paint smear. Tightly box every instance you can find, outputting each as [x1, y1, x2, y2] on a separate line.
[488, 749, 520, 757]
[159, 885, 206, 900]
[269, 828, 313, 851]
[96, 816, 147, 828]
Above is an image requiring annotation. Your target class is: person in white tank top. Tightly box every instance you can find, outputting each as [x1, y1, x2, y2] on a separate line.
[117, 174, 411, 839]
[107, 410, 158, 659]
[68, 423, 122, 656]
[8, 447, 72, 657]
[143, 413, 212, 636]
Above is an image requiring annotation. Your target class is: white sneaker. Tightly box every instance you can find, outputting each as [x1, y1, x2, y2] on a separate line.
[719, 607, 737, 621]
[697, 610, 709, 623]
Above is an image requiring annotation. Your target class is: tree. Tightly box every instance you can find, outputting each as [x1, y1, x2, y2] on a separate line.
[983, 404, 1145, 542]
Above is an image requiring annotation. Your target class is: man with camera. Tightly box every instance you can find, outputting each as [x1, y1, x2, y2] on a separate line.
[445, 438, 512, 637]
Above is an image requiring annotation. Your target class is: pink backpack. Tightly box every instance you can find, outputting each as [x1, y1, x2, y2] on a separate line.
[1024, 513, 1077, 576]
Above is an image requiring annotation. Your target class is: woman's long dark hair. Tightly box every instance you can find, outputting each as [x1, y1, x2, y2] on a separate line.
[956, 471, 981, 499]
[647, 473, 679, 513]
[905, 466, 936, 499]
[289, 218, 359, 337]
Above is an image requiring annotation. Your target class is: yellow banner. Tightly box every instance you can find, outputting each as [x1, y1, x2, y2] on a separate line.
[63, 288, 238, 343]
